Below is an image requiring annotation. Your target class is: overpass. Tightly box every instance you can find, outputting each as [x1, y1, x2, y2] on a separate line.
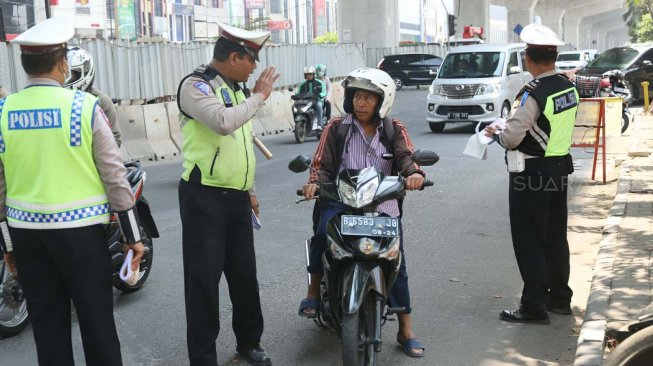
[339, 0, 629, 51]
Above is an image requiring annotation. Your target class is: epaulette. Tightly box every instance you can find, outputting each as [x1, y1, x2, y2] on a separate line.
[192, 64, 219, 83]
[523, 79, 540, 92]
[558, 72, 571, 80]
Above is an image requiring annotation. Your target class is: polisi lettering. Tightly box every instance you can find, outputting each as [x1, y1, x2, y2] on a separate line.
[553, 91, 577, 114]
[8, 109, 62, 130]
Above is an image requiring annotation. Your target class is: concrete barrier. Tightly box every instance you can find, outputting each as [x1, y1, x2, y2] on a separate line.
[164, 102, 183, 151]
[143, 104, 180, 160]
[117, 105, 156, 161]
[255, 90, 294, 135]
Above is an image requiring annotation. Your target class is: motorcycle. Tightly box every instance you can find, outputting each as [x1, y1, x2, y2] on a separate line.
[604, 302, 653, 365]
[291, 92, 327, 144]
[0, 160, 159, 337]
[288, 150, 439, 365]
[598, 69, 632, 134]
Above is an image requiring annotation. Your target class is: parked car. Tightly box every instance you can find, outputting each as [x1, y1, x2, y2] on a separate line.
[555, 49, 598, 71]
[377, 53, 443, 90]
[426, 43, 532, 133]
[576, 44, 653, 101]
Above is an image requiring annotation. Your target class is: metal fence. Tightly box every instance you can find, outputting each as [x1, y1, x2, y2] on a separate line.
[0, 40, 448, 100]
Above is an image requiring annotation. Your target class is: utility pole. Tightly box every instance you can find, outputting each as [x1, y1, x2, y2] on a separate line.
[45, 0, 51, 19]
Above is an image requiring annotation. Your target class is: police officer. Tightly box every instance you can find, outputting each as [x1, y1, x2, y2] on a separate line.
[176, 23, 279, 366]
[0, 18, 144, 365]
[485, 23, 578, 324]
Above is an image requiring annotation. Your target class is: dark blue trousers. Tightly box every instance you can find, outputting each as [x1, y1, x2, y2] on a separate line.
[308, 200, 412, 313]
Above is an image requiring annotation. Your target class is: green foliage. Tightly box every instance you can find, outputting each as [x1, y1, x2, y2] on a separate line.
[624, 0, 653, 42]
[637, 13, 653, 42]
[313, 32, 338, 44]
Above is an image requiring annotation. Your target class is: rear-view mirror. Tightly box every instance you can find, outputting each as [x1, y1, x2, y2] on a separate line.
[411, 150, 439, 166]
[288, 155, 311, 173]
[508, 66, 521, 74]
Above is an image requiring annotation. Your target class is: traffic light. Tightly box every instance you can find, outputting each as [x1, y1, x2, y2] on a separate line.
[448, 14, 457, 37]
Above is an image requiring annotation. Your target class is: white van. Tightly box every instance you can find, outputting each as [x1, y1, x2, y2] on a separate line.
[555, 49, 598, 71]
[426, 43, 532, 132]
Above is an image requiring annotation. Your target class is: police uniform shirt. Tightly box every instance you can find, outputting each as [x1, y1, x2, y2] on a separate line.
[178, 73, 264, 135]
[0, 78, 135, 220]
[90, 86, 122, 147]
[498, 69, 559, 150]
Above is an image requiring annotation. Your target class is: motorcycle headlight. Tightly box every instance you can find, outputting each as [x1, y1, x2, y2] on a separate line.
[293, 106, 298, 113]
[430, 84, 444, 96]
[338, 179, 379, 208]
[476, 84, 500, 95]
[328, 236, 353, 259]
[301, 104, 311, 113]
[378, 238, 400, 260]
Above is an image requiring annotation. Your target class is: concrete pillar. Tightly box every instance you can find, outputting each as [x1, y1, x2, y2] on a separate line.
[454, 0, 490, 39]
[579, 9, 626, 50]
[492, 0, 537, 43]
[561, 0, 624, 48]
[337, 0, 399, 48]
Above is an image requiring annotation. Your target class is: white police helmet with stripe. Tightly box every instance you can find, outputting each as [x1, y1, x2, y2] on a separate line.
[217, 23, 270, 61]
[12, 17, 74, 54]
[520, 23, 564, 51]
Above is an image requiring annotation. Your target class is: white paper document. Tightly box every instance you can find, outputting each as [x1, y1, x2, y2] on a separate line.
[463, 119, 507, 160]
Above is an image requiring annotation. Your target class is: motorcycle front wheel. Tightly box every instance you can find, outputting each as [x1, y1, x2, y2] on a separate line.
[341, 295, 377, 366]
[604, 325, 653, 366]
[621, 112, 630, 134]
[0, 259, 29, 337]
[294, 120, 306, 143]
[113, 227, 154, 293]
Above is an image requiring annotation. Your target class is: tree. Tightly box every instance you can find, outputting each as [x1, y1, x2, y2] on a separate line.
[313, 32, 338, 44]
[624, 0, 653, 42]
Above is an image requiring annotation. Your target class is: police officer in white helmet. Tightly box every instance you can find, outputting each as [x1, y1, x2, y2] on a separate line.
[1, 17, 144, 365]
[485, 23, 578, 324]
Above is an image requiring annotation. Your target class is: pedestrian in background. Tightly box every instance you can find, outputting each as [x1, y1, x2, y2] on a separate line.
[485, 23, 578, 324]
[176, 22, 279, 366]
[1, 17, 144, 365]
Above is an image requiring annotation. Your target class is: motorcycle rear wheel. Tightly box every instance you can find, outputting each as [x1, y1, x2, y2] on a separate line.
[621, 112, 629, 134]
[0, 259, 29, 337]
[341, 296, 377, 366]
[113, 227, 154, 293]
[294, 120, 306, 143]
[604, 325, 653, 366]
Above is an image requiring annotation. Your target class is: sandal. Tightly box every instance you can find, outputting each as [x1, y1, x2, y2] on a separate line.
[298, 298, 319, 319]
[396, 336, 425, 358]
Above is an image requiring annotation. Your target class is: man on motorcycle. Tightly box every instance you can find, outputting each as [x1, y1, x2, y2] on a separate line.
[315, 64, 331, 120]
[296, 66, 326, 130]
[64, 46, 122, 146]
[299, 67, 427, 358]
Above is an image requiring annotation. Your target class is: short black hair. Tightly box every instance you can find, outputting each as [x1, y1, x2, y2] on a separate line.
[213, 37, 248, 62]
[21, 47, 67, 75]
[526, 48, 557, 64]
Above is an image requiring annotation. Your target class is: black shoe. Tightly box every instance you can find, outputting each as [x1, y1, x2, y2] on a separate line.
[236, 345, 271, 366]
[500, 307, 550, 324]
[547, 305, 572, 315]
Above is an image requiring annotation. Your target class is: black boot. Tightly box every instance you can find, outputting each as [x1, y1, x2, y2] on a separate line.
[500, 306, 550, 324]
[236, 344, 271, 366]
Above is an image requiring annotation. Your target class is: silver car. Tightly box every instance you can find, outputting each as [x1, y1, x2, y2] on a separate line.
[426, 43, 532, 132]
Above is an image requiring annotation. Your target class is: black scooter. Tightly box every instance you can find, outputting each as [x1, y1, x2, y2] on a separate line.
[0, 161, 159, 337]
[291, 92, 327, 143]
[598, 69, 632, 134]
[289, 150, 438, 366]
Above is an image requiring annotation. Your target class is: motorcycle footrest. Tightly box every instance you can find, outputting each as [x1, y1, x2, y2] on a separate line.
[386, 307, 407, 315]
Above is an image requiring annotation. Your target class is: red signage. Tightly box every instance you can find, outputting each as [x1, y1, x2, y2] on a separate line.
[463, 26, 484, 39]
[267, 20, 292, 31]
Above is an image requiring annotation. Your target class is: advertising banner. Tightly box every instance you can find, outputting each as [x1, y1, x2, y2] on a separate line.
[116, 0, 136, 40]
[267, 19, 292, 31]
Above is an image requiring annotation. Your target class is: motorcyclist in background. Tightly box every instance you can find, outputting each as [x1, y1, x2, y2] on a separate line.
[65, 46, 123, 147]
[315, 64, 331, 120]
[296, 66, 326, 130]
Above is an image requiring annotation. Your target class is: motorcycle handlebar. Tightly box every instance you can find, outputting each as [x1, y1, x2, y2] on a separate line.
[421, 180, 434, 189]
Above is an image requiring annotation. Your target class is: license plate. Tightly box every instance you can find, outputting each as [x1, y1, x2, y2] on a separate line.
[448, 112, 469, 120]
[341, 215, 399, 238]
[613, 87, 626, 93]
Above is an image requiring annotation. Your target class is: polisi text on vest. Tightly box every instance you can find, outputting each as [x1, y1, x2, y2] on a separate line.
[8, 109, 62, 130]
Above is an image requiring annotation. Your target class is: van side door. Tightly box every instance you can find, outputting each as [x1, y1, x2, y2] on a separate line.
[506, 50, 525, 99]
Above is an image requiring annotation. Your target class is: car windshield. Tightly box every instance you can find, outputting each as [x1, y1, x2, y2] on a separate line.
[585, 47, 640, 69]
[557, 53, 580, 61]
[437, 52, 505, 78]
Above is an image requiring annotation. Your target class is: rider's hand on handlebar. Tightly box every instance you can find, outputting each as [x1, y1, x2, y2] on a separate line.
[303, 183, 319, 200]
[3, 253, 17, 277]
[405, 173, 425, 191]
[123, 242, 145, 272]
[252, 66, 281, 101]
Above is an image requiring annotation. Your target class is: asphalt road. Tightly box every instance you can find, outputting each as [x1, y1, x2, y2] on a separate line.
[0, 88, 604, 366]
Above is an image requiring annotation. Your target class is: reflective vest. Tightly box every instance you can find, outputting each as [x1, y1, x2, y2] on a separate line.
[181, 80, 255, 190]
[515, 74, 579, 157]
[0, 86, 109, 229]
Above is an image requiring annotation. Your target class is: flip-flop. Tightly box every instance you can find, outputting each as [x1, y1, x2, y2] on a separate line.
[396, 337, 425, 358]
[298, 298, 319, 319]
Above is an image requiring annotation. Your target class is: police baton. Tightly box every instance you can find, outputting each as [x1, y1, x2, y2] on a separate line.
[253, 135, 273, 160]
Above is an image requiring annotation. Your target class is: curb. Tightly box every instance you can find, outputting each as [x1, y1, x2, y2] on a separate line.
[574, 163, 631, 366]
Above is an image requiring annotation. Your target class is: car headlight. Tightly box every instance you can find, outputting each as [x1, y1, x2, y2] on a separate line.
[329, 236, 353, 259]
[430, 84, 444, 96]
[301, 104, 311, 113]
[338, 179, 379, 208]
[476, 84, 500, 95]
[378, 238, 400, 260]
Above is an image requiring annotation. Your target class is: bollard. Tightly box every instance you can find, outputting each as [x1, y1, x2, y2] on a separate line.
[642, 81, 650, 114]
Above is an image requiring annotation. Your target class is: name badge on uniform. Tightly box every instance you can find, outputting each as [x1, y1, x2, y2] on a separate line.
[221, 89, 233, 107]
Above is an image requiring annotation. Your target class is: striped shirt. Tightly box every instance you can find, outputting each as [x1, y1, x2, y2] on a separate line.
[340, 115, 399, 217]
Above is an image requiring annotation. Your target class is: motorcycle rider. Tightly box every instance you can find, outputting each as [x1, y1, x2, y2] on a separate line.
[296, 66, 326, 130]
[299, 67, 427, 358]
[64, 46, 122, 147]
[315, 64, 331, 120]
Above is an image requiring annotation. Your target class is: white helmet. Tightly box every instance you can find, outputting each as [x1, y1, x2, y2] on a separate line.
[64, 46, 95, 91]
[342, 67, 395, 118]
[303, 66, 316, 75]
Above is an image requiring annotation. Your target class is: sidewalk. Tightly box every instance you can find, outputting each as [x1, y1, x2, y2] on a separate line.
[574, 111, 653, 366]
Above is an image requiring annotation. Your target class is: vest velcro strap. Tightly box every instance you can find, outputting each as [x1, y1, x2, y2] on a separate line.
[116, 206, 142, 245]
[0, 221, 12, 253]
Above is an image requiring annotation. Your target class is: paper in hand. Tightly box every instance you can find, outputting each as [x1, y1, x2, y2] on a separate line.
[252, 210, 262, 230]
[119, 249, 140, 286]
[477, 118, 506, 145]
